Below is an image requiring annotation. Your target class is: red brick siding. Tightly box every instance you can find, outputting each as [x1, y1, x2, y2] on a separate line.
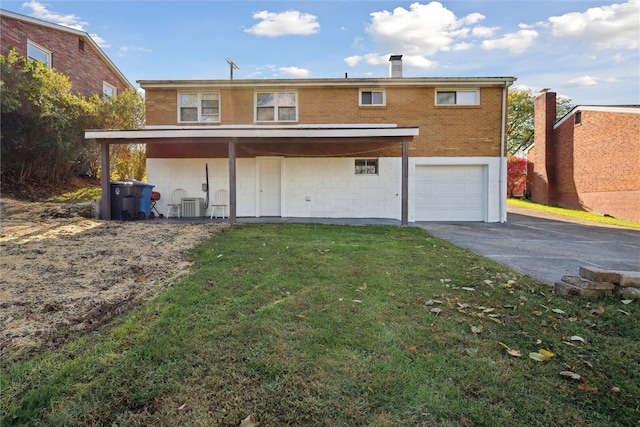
[527, 92, 557, 205]
[145, 85, 505, 159]
[554, 110, 640, 222]
[1, 15, 129, 96]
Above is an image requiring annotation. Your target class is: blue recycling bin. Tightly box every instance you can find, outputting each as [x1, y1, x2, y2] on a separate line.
[124, 179, 155, 219]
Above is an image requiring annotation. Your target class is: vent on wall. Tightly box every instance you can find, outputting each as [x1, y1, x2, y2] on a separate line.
[181, 198, 205, 217]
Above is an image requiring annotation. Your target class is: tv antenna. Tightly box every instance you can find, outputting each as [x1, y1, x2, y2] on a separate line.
[225, 58, 239, 80]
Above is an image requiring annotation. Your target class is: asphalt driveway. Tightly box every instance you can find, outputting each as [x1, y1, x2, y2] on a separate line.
[417, 205, 640, 285]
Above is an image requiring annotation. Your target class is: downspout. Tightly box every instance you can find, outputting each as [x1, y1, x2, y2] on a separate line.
[499, 83, 509, 223]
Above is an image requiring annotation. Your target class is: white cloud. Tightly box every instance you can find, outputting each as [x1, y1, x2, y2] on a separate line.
[118, 45, 151, 57]
[91, 34, 109, 48]
[366, 2, 485, 56]
[245, 10, 320, 37]
[549, 0, 639, 50]
[565, 75, 599, 87]
[481, 29, 538, 54]
[22, 0, 88, 29]
[279, 66, 310, 77]
[471, 26, 498, 38]
[22, 1, 111, 48]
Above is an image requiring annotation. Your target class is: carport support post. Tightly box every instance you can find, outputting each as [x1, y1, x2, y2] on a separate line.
[228, 141, 236, 222]
[401, 140, 409, 226]
[100, 142, 111, 220]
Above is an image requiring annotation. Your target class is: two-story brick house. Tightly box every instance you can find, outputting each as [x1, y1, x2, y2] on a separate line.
[527, 91, 640, 222]
[87, 57, 515, 224]
[0, 8, 132, 96]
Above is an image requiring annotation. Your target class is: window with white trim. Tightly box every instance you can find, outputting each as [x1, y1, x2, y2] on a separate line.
[435, 89, 479, 106]
[255, 91, 297, 122]
[360, 89, 385, 106]
[179, 92, 220, 123]
[355, 159, 378, 175]
[103, 82, 117, 99]
[27, 40, 51, 68]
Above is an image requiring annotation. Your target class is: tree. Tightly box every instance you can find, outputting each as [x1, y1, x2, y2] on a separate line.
[506, 156, 527, 198]
[1, 48, 146, 193]
[507, 88, 573, 155]
[1, 48, 96, 184]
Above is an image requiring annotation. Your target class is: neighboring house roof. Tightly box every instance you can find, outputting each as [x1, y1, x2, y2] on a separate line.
[554, 105, 640, 128]
[0, 8, 134, 90]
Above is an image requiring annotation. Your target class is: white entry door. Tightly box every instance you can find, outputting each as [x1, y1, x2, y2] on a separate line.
[415, 165, 486, 221]
[258, 158, 282, 216]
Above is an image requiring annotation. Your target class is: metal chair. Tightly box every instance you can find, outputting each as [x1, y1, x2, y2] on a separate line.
[166, 188, 187, 218]
[210, 189, 229, 219]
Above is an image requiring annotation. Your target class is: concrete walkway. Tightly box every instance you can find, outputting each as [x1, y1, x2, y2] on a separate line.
[417, 205, 640, 285]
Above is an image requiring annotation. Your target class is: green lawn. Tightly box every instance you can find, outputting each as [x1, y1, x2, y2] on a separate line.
[2, 224, 638, 426]
[508, 198, 640, 229]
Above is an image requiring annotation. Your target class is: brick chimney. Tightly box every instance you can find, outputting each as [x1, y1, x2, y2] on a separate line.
[528, 90, 557, 205]
[389, 55, 402, 78]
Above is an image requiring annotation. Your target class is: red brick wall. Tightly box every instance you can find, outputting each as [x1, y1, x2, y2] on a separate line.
[554, 110, 640, 222]
[527, 92, 557, 205]
[1, 15, 130, 96]
[145, 85, 506, 159]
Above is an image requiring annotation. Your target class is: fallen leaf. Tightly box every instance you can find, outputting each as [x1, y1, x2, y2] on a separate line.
[409, 345, 418, 353]
[618, 309, 630, 315]
[551, 308, 565, 314]
[240, 414, 257, 427]
[507, 349, 522, 357]
[462, 287, 476, 292]
[538, 349, 555, 359]
[560, 371, 581, 380]
[483, 308, 495, 313]
[570, 335, 585, 342]
[591, 306, 605, 315]
[431, 307, 442, 315]
[610, 386, 621, 394]
[352, 299, 362, 303]
[529, 352, 547, 362]
[178, 403, 188, 411]
[621, 299, 632, 305]
[529, 349, 554, 362]
[471, 325, 482, 334]
[577, 381, 597, 392]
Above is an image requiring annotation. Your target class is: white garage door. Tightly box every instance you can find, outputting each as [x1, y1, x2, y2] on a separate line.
[415, 165, 486, 221]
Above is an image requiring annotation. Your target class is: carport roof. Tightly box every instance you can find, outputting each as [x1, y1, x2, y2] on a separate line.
[85, 125, 419, 143]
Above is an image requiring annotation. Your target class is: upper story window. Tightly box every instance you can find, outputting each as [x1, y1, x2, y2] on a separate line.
[256, 91, 297, 122]
[103, 82, 117, 99]
[436, 89, 479, 106]
[27, 40, 51, 68]
[179, 92, 220, 123]
[360, 89, 385, 106]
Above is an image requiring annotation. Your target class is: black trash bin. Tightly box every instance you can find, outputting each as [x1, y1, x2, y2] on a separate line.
[110, 181, 142, 220]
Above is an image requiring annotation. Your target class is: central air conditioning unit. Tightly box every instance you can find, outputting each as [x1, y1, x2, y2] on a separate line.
[181, 197, 205, 217]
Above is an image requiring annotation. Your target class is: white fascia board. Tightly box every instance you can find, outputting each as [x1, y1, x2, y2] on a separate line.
[138, 77, 516, 90]
[86, 127, 419, 140]
[144, 123, 399, 130]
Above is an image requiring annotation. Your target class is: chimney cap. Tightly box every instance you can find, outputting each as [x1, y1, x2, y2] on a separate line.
[389, 54, 403, 61]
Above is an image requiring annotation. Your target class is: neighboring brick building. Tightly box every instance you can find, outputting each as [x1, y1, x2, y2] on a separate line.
[0, 9, 132, 97]
[88, 56, 515, 223]
[527, 91, 640, 222]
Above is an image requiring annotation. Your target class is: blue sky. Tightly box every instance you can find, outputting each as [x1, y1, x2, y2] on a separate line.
[3, 0, 639, 105]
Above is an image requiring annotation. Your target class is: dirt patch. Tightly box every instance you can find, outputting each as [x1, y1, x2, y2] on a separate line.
[0, 197, 229, 361]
